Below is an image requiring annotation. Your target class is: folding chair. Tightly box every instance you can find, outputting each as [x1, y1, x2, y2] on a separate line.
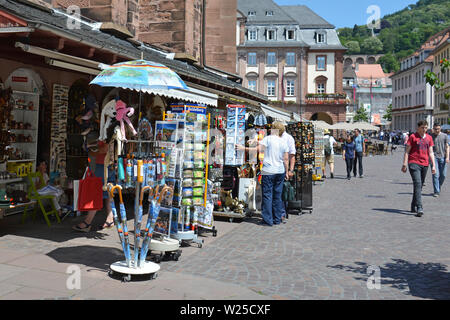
[22, 172, 61, 227]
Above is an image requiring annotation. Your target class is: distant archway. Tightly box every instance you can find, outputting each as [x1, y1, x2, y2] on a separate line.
[368, 56, 376, 64]
[344, 58, 353, 68]
[310, 112, 333, 125]
[356, 57, 364, 65]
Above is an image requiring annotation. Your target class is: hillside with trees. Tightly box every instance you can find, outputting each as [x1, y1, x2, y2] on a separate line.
[338, 0, 450, 73]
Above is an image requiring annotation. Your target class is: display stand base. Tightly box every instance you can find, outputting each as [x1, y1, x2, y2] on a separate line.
[149, 237, 182, 262]
[172, 230, 203, 248]
[109, 260, 160, 282]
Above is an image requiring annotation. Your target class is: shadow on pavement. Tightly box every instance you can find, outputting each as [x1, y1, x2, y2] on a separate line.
[327, 259, 450, 300]
[46, 245, 124, 271]
[372, 208, 416, 216]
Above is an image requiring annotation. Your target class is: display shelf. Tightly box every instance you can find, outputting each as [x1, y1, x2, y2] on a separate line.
[0, 178, 23, 184]
[7, 159, 35, 162]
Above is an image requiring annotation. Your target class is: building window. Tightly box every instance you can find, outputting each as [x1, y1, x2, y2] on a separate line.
[267, 52, 277, 66]
[267, 29, 276, 41]
[286, 29, 295, 40]
[248, 52, 257, 66]
[316, 32, 326, 43]
[286, 52, 295, 66]
[267, 79, 276, 96]
[248, 79, 257, 92]
[317, 82, 325, 94]
[248, 30, 257, 41]
[316, 55, 326, 71]
[248, 11, 256, 16]
[266, 11, 274, 16]
[286, 80, 295, 96]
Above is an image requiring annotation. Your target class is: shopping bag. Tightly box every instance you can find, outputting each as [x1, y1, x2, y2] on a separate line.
[282, 181, 295, 202]
[77, 167, 103, 211]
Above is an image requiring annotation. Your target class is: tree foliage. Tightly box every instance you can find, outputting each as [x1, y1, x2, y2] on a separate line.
[338, 0, 450, 71]
[353, 107, 369, 122]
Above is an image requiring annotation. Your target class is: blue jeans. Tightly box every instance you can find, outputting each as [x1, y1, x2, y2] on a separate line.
[408, 163, 428, 210]
[261, 173, 285, 225]
[432, 157, 447, 194]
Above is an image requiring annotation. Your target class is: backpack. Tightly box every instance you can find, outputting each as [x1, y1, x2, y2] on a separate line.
[324, 136, 331, 157]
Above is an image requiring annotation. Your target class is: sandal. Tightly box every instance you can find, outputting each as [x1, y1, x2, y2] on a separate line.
[99, 221, 114, 230]
[72, 221, 91, 232]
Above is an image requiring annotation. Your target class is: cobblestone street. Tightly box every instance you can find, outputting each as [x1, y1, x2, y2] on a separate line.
[0, 149, 449, 300]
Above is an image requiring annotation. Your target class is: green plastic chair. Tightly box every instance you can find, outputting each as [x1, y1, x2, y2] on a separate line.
[22, 172, 61, 227]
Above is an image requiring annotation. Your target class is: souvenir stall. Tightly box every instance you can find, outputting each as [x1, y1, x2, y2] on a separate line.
[0, 70, 43, 217]
[313, 127, 324, 182]
[286, 121, 314, 214]
[88, 59, 193, 281]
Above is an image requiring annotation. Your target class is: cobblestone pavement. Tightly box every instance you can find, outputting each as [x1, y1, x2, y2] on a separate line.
[0, 148, 449, 299]
[163, 149, 450, 300]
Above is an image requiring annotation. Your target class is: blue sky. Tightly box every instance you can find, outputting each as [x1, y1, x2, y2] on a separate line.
[274, 0, 416, 29]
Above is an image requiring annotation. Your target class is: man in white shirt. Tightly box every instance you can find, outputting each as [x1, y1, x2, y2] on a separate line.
[322, 129, 337, 179]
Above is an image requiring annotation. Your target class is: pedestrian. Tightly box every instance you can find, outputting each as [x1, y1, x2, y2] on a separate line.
[237, 121, 289, 226]
[342, 135, 356, 180]
[431, 123, 449, 197]
[281, 127, 296, 221]
[72, 134, 116, 232]
[322, 129, 337, 179]
[401, 120, 436, 217]
[353, 129, 365, 178]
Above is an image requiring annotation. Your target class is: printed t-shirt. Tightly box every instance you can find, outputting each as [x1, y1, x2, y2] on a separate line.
[407, 133, 434, 166]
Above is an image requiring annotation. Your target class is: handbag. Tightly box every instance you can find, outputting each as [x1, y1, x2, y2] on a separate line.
[77, 167, 103, 211]
[282, 181, 295, 202]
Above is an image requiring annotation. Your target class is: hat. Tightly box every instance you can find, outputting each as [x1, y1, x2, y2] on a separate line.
[324, 129, 330, 135]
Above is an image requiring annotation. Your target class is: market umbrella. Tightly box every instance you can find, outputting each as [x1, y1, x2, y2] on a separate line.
[353, 122, 380, 132]
[330, 122, 354, 130]
[441, 124, 450, 131]
[90, 59, 188, 91]
[311, 120, 332, 130]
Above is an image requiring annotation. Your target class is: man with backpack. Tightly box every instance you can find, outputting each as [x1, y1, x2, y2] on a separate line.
[322, 129, 337, 179]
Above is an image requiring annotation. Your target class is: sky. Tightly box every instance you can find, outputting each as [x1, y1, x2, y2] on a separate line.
[274, 0, 417, 29]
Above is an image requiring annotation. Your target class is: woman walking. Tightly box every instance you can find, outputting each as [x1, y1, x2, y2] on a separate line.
[237, 121, 289, 226]
[342, 135, 356, 180]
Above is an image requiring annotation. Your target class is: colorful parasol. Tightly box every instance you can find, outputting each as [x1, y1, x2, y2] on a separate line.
[90, 60, 187, 91]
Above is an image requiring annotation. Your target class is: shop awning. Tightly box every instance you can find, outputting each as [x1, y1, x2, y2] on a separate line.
[142, 86, 218, 107]
[259, 103, 292, 123]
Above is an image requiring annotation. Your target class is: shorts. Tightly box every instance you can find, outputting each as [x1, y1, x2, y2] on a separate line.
[94, 164, 116, 199]
[324, 154, 334, 165]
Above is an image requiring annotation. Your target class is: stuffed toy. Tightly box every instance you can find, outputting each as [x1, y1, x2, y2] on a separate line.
[115, 100, 137, 141]
[99, 100, 117, 141]
[76, 94, 99, 136]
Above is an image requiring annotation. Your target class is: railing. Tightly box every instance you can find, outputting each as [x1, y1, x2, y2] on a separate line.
[305, 94, 348, 105]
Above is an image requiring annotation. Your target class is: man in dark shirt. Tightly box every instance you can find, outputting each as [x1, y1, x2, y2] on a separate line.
[431, 123, 449, 197]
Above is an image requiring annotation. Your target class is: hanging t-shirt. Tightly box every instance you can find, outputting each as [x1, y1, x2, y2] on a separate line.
[407, 133, 434, 166]
[259, 135, 288, 175]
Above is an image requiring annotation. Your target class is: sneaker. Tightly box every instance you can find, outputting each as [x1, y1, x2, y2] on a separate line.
[410, 204, 416, 213]
[330, 173, 334, 179]
[416, 208, 424, 217]
[433, 193, 439, 198]
[347, 176, 351, 180]
[360, 175, 364, 178]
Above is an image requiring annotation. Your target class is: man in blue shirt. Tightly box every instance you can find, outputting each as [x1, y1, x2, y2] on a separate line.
[353, 129, 365, 178]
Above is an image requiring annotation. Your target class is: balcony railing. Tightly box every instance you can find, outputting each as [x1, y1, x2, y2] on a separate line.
[305, 93, 348, 105]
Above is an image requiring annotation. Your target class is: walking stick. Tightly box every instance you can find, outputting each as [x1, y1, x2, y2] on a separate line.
[138, 185, 173, 267]
[109, 184, 131, 267]
[133, 186, 153, 265]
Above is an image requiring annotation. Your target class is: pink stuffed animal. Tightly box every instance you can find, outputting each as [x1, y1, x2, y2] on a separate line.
[115, 100, 137, 140]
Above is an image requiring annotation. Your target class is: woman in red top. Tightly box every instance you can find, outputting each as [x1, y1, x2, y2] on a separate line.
[72, 140, 115, 232]
[401, 120, 436, 217]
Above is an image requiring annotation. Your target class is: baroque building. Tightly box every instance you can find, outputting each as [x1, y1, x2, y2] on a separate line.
[237, 0, 347, 124]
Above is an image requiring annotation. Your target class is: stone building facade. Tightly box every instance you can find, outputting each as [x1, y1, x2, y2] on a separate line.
[236, 0, 347, 124]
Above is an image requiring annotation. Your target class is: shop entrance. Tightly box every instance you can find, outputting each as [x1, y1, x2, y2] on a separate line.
[310, 112, 333, 125]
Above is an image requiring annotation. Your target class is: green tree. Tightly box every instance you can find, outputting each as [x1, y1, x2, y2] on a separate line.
[353, 107, 369, 122]
[345, 41, 360, 54]
[383, 104, 393, 121]
[361, 37, 383, 54]
[378, 53, 400, 73]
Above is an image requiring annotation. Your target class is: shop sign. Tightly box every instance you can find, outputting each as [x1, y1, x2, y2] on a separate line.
[0, 11, 27, 28]
[11, 76, 28, 83]
[170, 103, 207, 115]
